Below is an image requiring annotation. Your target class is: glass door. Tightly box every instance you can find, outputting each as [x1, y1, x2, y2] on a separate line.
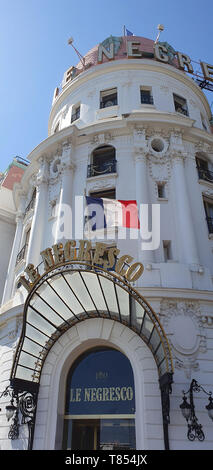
[63, 417, 136, 450]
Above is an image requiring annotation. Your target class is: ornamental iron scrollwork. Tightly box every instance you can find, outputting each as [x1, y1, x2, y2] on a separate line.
[0, 379, 38, 449]
[180, 379, 213, 441]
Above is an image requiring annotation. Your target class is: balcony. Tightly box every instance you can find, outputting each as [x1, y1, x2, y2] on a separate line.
[207, 216, 213, 234]
[197, 167, 213, 183]
[24, 189, 36, 216]
[16, 244, 28, 266]
[24, 198, 35, 216]
[87, 160, 117, 178]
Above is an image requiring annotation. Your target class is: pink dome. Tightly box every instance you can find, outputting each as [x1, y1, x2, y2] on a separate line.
[74, 36, 166, 75]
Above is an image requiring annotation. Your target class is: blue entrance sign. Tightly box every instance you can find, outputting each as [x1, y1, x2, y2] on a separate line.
[65, 348, 135, 415]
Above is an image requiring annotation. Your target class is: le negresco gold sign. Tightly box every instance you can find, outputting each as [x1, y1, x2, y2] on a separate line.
[19, 240, 144, 292]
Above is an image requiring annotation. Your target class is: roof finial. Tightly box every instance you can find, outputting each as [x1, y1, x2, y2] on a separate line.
[154, 24, 164, 44]
[67, 37, 86, 69]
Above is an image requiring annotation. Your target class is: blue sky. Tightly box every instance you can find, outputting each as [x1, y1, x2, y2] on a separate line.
[0, 0, 213, 171]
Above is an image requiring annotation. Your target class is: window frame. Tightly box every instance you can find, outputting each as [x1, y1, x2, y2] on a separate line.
[140, 87, 154, 105]
[173, 93, 189, 117]
[100, 88, 118, 109]
[71, 104, 81, 123]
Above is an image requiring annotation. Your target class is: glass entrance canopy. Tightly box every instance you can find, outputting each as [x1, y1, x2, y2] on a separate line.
[11, 263, 173, 386]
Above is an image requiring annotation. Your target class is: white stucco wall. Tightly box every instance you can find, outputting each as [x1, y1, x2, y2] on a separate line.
[0, 45, 213, 452]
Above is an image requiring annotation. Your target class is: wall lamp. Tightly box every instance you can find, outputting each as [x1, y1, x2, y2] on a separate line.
[0, 382, 37, 448]
[180, 379, 213, 441]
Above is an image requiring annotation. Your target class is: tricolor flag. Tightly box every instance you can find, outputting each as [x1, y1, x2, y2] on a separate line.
[126, 28, 134, 36]
[85, 196, 140, 232]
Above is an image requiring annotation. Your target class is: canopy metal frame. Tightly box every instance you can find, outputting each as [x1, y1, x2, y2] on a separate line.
[7, 261, 174, 449]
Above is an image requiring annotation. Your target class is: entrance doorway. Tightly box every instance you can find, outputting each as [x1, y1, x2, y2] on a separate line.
[62, 348, 136, 450]
[64, 418, 135, 450]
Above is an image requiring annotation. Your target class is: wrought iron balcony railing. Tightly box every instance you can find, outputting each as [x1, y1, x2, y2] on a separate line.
[207, 216, 213, 234]
[100, 98, 118, 108]
[197, 167, 213, 183]
[24, 194, 36, 216]
[16, 244, 28, 266]
[87, 159, 117, 178]
[174, 105, 189, 116]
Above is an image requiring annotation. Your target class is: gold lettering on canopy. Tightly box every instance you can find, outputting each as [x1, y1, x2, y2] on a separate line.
[18, 240, 144, 291]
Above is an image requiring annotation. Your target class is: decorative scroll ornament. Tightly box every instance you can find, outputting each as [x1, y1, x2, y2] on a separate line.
[160, 299, 207, 378]
[0, 383, 38, 448]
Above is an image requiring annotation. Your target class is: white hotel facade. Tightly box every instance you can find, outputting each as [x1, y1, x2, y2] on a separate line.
[0, 35, 213, 451]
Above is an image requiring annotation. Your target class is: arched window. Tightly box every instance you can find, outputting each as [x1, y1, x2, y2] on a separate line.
[62, 347, 136, 450]
[87, 145, 116, 177]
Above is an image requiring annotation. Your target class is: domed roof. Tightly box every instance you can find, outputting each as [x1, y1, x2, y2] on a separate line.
[72, 35, 177, 78]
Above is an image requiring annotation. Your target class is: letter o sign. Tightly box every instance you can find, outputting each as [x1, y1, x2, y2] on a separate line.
[125, 262, 144, 282]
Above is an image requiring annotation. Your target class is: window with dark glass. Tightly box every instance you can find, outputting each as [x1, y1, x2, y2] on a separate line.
[100, 88, 117, 108]
[173, 93, 189, 116]
[90, 188, 116, 199]
[163, 240, 172, 262]
[16, 228, 31, 265]
[24, 188, 36, 216]
[87, 145, 116, 178]
[140, 88, 154, 105]
[203, 198, 213, 234]
[71, 105, 80, 123]
[157, 182, 166, 199]
[54, 122, 60, 133]
[196, 156, 213, 183]
[62, 348, 136, 450]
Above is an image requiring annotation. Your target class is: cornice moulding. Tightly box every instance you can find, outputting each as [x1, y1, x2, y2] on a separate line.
[137, 286, 213, 301]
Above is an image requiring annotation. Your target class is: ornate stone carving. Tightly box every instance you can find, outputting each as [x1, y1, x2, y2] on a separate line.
[175, 358, 200, 379]
[90, 133, 114, 148]
[49, 156, 61, 181]
[60, 141, 75, 172]
[35, 156, 49, 186]
[86, 175, 117, 193]
[160, 299, 207, 378]
[133, 128, 149, 155]
[169, 131, 188, 163]
[201, 315, 213, 327]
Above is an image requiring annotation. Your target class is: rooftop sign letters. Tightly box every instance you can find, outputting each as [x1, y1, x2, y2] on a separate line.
[64, 36, 213, 87]
[98, 38, 213, 81]
[19, 240, 144, 292]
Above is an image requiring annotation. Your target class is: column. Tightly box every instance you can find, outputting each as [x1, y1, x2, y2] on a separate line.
[172, 153, 199, 265]
[54, 141, 75, 243]
[26, 156, 49, 266]
[134, 152, 155, 266]
[1, 194, 26, 305]
[133, 128, 155, 266]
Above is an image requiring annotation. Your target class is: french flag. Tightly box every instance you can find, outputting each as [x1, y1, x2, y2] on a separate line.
[85, 196, 140, 231]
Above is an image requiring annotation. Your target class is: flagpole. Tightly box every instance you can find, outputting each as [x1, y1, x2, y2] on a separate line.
[123, 25, 128, 55]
